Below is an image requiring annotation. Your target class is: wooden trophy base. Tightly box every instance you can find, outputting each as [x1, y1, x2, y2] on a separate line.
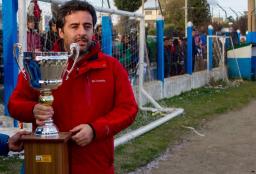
[21, 132, 72, 174]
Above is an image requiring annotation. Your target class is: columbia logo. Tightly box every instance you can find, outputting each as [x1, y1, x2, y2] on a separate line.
[91, 79, 106, 83]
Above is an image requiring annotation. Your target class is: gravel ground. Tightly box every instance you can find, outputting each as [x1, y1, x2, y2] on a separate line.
[132, 100, 256, 174]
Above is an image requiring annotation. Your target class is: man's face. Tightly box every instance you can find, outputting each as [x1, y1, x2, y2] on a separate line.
[59, 11, 94, 52]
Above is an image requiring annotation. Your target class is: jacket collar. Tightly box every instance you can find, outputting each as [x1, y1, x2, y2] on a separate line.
[53, 39, 107, 77]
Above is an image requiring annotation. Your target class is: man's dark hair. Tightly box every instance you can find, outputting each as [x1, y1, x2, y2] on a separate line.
[56, 0, 97, 29]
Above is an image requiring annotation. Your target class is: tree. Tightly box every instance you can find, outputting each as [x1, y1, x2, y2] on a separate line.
[164, 0, 184, 33]
[114, 0, 146, 12]
[160, 0, 211, 36]
[188, 0, 211, 27]
[114, 0, 147, 35]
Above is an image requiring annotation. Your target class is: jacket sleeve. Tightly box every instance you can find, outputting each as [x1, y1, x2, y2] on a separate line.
[91, 60, 138, 140]
[0, 133, 9, 156]
[8, 73, 39, 122]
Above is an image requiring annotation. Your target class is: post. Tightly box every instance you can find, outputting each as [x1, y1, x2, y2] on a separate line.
[2, 0, 19, 127]
[101, 16, 112, 56]
[138, 17, 145, 108]
[156, 16, 164, 82]
[246, 31, 249, 43]
[237, 29, 241, 45]
[208, 25, 213, 71]
[247, 0, 256, 43]
[185, 0, 188, 37]
[18, 0, 27, 54]
[186, 21, 193, 75]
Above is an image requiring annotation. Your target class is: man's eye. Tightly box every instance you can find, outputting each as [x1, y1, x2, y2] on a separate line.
[84, 25, 92, 30]
[71, 25, 78, 29]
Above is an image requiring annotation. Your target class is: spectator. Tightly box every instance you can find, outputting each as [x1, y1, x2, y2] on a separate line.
[27, 16, 41, 52]
[94, 24, 102, 43]
[164, 37, 171, 77]
[42, 18, 59, 51]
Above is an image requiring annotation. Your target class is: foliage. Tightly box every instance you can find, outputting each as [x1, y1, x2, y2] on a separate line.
[160, 0, 211, 35]
[188, 0, 211, 27]
[163, 0, 184, 33]
[234, 15, 248, 35]
[114, 0, 146, 12]
[148, 28, 156, 35]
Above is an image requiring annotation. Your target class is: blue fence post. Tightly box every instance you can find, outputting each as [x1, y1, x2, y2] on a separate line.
[102, 16, 112, 56]
[237, 29, 241, 45]
[2, 0, 19, 127]
[246, 31, 249, 43]
[208, 25, 213, 71]
[246, 31, 256, 44]
[186, 22, 193, 75]
[156, 17, 164, 82]
[225, 30, 230, 49]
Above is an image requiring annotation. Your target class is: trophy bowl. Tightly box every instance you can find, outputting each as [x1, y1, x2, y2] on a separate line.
[13, 43, 79, 136]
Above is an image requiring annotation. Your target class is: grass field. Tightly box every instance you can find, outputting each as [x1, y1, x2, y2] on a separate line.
[1, 80, 256, 174]
[114, 80, 256, 173]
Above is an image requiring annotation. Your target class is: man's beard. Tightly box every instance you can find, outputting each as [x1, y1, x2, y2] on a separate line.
[74, 35, 92, 56]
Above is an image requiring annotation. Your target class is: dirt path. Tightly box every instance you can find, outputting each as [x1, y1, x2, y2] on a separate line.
[132, 100, 256, 174]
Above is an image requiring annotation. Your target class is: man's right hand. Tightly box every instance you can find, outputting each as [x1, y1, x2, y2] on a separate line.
[33, 104, 54, 125]
[9, 131, 31, 152]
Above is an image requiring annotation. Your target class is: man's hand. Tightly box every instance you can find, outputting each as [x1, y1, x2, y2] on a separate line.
[8, 131, 31, 152]
[70, 124, 94, 147]
[33, 104, 54, 125]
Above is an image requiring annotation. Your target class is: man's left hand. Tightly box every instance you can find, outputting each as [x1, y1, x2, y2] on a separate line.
[70, 124, 94, 146]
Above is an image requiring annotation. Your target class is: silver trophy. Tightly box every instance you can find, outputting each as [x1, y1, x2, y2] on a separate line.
[13, 43, 80, 136]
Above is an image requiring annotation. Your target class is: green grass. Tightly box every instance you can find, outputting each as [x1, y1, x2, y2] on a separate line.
[0, 156, 23, 174]
[114, 80, 256, 173]
[1, 81, 256, 174]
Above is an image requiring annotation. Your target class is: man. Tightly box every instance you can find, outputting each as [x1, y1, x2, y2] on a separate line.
[0, 131, 31, 156]
[8, 1, 138, 174]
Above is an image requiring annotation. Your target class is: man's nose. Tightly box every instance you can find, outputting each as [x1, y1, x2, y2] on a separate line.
[77, 26, 86, 35]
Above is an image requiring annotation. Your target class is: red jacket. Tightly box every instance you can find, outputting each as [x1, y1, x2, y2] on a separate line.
[27, 30, 41, 51]
[8, 41, 138, 174]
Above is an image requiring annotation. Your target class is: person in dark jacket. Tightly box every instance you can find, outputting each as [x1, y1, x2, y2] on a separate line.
[0, 131, 30, 156]
[42, 18, 59, 51]
[8, 1, 138, 174]
[164, 37, 171, 77]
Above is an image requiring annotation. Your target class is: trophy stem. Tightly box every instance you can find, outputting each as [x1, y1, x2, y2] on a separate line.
[35, 89, 59, 136]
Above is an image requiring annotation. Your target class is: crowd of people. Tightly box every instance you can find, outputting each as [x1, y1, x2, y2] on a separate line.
[26, 15, 59, 52]
[164, 36, 186, 77]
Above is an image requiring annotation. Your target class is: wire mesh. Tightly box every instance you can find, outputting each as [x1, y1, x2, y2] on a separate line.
[212, 36, 224, 68]
[23, 1, 142, 87]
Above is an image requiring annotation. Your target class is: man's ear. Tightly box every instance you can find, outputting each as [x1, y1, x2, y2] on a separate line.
[58, 28, 64, 39]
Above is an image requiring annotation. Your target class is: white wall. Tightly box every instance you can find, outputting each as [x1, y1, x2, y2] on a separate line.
[135, 67, 227, 105]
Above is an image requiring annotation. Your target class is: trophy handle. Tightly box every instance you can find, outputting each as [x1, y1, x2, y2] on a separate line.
[13, 43, 27, 80]
[65, 43, 80, 80]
